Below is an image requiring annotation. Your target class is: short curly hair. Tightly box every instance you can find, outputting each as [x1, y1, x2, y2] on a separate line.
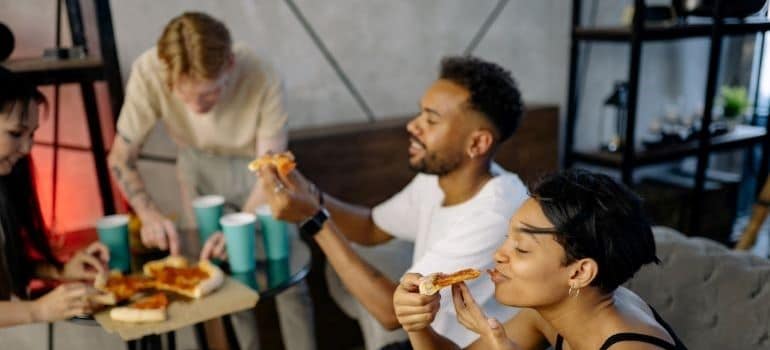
[157, 12, 232, 88]
[439, 56, 524, 142]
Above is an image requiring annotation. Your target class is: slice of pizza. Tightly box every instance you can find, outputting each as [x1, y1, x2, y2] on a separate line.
[247, 151, 296, 176]
[93, 271, 157, 305]
[418, 268, 482, 296]
[143, 256, 224, 299]
[109, 292, 168, 323]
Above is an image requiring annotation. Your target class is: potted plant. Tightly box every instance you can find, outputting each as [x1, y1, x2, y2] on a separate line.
[720, 86, 749, 130]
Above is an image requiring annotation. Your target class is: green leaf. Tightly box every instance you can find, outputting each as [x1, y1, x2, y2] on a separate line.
[720, 86, 749, 118]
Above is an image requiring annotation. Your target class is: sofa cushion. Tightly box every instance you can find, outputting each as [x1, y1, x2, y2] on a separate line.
[624, 226, 770, 349]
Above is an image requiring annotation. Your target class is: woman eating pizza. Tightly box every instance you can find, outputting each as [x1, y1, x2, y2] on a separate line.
[0, 67, 109, 327]
[393, 169, 688, 349]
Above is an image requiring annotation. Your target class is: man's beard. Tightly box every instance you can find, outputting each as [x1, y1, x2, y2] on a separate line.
[409, 150, 462, 176]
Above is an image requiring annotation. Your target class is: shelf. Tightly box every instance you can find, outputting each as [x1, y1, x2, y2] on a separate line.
[572, 125, 767, 167]
[574, 18, 770, 42]
[1, 57, 105, 85]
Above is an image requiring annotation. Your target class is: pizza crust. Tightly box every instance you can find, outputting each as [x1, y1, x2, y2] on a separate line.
[94, 270, 109, 289]
[109, 292, 168, 323]
[109, 306, 167, 323]
[143, 255, 189, 276]
[418, 274, 441, 296]
[92, 271, 116, 305]
[194, 259, 225, 298]
[418, 268, 482, 296]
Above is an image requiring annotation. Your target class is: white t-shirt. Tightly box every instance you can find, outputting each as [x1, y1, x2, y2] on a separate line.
[372, 164, 528, 347]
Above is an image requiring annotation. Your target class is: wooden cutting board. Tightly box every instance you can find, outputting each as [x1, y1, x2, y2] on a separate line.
[94, 277, 259, 341]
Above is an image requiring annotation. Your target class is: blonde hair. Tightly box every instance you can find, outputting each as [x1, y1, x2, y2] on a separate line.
[157, 12, 232, 88]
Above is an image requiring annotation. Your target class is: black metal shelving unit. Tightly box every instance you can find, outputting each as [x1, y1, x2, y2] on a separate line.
[1, 0, 123, 216]
[563, 0, 770, 234]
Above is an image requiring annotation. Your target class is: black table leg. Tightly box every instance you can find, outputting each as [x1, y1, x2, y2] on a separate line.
[193, 322, 210, 350]
[149, 335, 162, 350]
[126, 340, 138, 350]
[166, 332, 176, 350]
[48, 323, 54, 350]
[222, 315, 241, 350]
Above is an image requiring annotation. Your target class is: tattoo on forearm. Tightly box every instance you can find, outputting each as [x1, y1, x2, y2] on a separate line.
[132, 191, 152, 209]
[119, 132, 132, 145]
[110, 165, 122, 181]
[111, 161, 153, 210]
[125, 159, 138, 171]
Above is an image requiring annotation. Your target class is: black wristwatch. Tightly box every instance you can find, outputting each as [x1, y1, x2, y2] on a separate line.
[300, 207, 329, 237]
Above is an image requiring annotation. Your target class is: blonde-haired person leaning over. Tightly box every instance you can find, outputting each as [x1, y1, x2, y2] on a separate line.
[107, 12, 315, 350]
[394, 169, 688, 350]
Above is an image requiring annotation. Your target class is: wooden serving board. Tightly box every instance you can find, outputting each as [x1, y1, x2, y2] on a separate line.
[94, 277, 259, 341]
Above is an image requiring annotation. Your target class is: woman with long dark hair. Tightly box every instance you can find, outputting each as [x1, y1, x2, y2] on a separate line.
[0, 67, 109, 327]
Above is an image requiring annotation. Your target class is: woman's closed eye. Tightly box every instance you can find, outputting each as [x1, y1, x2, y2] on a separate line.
[7, 130, 22, 138]
[507, 237, 529, 254]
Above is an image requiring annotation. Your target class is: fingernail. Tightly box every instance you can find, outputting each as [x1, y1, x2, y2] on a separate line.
[488, 318, 499, 329]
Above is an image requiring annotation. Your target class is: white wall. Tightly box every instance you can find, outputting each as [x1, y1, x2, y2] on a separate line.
[0, 0, 713, 231]
[107, 0, 571, 127]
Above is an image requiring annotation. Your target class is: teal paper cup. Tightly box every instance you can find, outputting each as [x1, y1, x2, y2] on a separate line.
[266, 258, 291, 288]
[231, 270, 259, 291]
[192, 195, 225, 245]
[220, 213, 257, 273]
[256, 206, 291, 260]
[96, 214, 131, 272]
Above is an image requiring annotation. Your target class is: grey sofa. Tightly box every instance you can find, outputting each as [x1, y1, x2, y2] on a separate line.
[625, 226, 770, 349]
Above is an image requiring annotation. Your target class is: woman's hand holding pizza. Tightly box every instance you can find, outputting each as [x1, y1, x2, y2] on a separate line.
[60, 242, 110, 281]
[393, 273, 441, 332]
[31, 283, 97, 322]
[452, 282, 518, 350]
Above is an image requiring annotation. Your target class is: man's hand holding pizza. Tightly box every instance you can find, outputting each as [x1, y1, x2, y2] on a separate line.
[257, 160, 322, 224]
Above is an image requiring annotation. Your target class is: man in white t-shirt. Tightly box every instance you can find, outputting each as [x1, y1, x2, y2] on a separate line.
[258, 56, 527, 349]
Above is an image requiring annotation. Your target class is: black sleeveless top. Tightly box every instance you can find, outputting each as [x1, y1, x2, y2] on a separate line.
[554, 305, 687, 350]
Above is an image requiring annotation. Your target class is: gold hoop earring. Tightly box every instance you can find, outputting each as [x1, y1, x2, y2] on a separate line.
[568, 285, 580, 298]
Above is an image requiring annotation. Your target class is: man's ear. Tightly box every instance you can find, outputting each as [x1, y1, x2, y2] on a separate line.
[467, 128, 495, 159]
[567, 258, 599, 289]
